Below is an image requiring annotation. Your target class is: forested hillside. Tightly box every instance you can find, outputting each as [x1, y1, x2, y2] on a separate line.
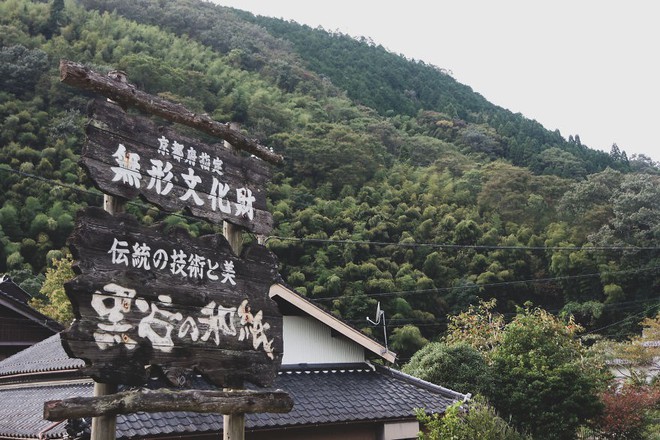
[1, 0, 659, 359]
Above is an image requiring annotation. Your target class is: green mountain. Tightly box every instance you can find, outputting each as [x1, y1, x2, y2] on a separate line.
[1, 0, 659, 356]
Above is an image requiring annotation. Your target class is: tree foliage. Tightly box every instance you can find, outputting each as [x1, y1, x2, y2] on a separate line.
[416, 396, 531, 440]
[0, 0, 658, 351]
[403, 342, 491, 395]
[488, 307, 606, 440]
[595, 384, 660, 440]
[29, 254, 74, 325]
[444, 299, 505, 353]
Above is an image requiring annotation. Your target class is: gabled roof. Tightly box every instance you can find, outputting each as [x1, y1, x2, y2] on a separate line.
[0, 277, 63, 334]
[270, 283, 397, 363]
[0, 289, 467, 439]
[0, 334, 84, 379]
[0, 342, 466, 439]
[0, 276, 31, 303]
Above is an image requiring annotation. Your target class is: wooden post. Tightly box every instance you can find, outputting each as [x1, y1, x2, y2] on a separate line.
[93, 197, 121, 440]
[90, 382, 117, 440]
[222, 123, 244, 255]
[92, 71, 128, 440]
[92, 193, 124, 440]
[223, 122, 245, 440]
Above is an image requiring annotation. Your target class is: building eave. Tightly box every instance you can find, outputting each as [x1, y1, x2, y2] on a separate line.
[269, 284, 396, 363]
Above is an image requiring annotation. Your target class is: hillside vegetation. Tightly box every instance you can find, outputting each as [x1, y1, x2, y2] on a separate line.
[1, 0, 659, 354]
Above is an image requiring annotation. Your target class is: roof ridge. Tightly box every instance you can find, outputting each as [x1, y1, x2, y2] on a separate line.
[280, 362, 374, 373]
[373, 363, 469, 401]
[0, 288, 64, 332]
[0, 334, 84, 378]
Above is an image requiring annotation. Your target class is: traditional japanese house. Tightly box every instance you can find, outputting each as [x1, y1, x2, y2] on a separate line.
[0, 275, 63, 360]
[0, 284, 467, 440]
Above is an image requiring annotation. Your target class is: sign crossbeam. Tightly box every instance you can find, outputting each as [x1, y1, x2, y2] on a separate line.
[59, 60, 283, 165]
[44, 389, 294, 421]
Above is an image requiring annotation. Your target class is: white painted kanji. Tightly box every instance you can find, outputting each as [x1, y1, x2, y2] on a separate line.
[110, 144, 141, 188]
[108, 238, 130, 266]
[235, 187, 255, 220]
[180, 168, 204, 206]
[136, 295, 183, 353]
[91, 283, 138, 350]
[208, 177, 232, 213]
[89, 283, 275, 358]
[146, 159, 174, 195]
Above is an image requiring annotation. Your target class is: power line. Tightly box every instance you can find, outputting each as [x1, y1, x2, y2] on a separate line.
[268, 235, 660, 252]
[582, 308, 658, 336]
[0, 166, 213, 227]
[308, 265, 660, 303]
[4, 167, 659, 309]
[4, 166, 660, 252]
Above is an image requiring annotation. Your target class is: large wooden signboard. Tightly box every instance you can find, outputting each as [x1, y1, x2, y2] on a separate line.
[61, 207, 283, 388]
[82, 99, 273, 235]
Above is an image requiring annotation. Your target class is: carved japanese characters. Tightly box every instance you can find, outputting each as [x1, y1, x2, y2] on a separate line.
[61, 207, 283, 387]
[82, 99, 273, 234]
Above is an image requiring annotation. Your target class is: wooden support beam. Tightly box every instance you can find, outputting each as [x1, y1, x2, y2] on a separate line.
[59, 59, 283, 165]
[223, 124, 246, 440]
[90, 382, 117, 440]
[44, 389, 294, 421]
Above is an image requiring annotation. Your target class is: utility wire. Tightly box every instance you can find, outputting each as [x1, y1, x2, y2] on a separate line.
[308, 265, 660, 303]
[582, 307, 659, 336]
[268, 235, 660, 252]
[0, 166, 212, 227]
[3, 165, 659, 308]
[5, 169, 658, 342]
[3, 166, 659, 252]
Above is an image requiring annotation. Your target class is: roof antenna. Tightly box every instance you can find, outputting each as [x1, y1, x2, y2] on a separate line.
[366, 302, 389, 354]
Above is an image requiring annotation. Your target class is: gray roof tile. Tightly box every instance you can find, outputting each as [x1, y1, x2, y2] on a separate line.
[0, 364, 464, 439]
[0, 334, 84, 377]
[0, 381, 93, 438]
[0, 335, 466, 439]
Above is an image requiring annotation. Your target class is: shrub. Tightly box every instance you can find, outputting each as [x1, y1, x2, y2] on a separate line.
[416, 396, 530, 440]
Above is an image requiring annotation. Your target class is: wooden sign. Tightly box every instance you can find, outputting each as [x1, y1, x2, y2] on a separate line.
[61, 207, 283, 387]
[81, 99, 273, 235]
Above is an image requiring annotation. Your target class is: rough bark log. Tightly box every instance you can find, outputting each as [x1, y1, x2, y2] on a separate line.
[59, 59, 283, 165]
[44, 389, 294, 420]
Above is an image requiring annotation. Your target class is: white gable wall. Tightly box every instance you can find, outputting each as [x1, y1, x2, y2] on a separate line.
[282, 315, 366, 365]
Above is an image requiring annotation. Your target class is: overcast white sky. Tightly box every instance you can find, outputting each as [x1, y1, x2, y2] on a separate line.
[211, 0, 660, 162]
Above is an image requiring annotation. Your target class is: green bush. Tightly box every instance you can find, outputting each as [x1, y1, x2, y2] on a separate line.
[416, 396, 530, 440]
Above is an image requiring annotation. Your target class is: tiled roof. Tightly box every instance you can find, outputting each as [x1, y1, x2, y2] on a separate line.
[0, 334, 84, 377]
[249, 364, 462, 429]
[0, 381, 92, 439]
[0, 335, 466, 439]
[0, 278, 64, 333]
[0, 276, 31, 303]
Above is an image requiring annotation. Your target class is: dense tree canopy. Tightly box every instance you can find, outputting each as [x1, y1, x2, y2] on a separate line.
[407, 303, 610, 439]
[0, 0, 659, 350]
[488, 307, 606, 439]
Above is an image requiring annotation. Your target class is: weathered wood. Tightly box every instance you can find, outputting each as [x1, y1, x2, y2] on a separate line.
[91, 382, 117, 440]
[83, 99, 273, 234]
[223, 122, 246, 440]
[93, 159, 125, 440]
[224, 413, 245, 440]
[61, 207, 283, 387]
[44, 389, 294, 421]
[59, 60, 283, 165]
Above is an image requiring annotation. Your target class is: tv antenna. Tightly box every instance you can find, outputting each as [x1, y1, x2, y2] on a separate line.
[366, 302, 389, 353]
